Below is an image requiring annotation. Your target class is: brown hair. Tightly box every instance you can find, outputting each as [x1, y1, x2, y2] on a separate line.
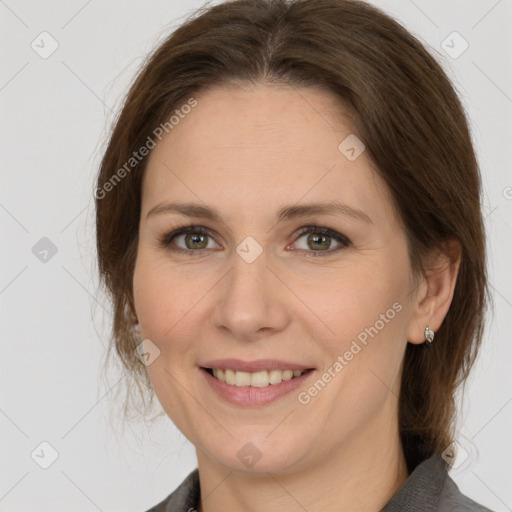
[95, 0, 489, 472]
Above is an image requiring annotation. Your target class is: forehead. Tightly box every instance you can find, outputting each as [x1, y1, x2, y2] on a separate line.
[147, 82, 353, 167]
[141, 83, 393, 227]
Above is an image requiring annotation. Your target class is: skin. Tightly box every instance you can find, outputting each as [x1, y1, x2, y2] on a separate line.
[132, 82, 460, 512]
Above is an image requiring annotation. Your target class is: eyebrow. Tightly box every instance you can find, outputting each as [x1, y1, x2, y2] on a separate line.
[146, 200, 372, 225]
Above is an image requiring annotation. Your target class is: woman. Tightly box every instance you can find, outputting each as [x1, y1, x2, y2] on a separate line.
[95, 0, 493, 510]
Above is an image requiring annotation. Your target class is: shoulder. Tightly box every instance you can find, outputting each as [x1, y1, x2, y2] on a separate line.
[381, 454, 495, 512]
[143, 459, 496, 512]
[438, 473, 494, 512]
[143, 468, 200, 512]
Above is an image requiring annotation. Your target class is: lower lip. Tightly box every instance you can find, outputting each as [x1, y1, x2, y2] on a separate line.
[201, 368, 314, 406]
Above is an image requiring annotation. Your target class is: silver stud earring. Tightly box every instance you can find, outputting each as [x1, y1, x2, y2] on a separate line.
[424, 325, 435, 347]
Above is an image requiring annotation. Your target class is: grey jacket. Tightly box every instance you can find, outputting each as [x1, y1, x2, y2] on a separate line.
[145, 454, 494, 511]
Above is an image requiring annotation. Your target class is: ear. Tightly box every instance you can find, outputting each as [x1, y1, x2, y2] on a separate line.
[406, 238, 461, 345]
[131, 321, 142, 340]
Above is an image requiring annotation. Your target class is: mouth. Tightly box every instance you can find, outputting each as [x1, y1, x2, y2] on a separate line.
[202, 367, 314, 387]
[199, 358, 316, 405]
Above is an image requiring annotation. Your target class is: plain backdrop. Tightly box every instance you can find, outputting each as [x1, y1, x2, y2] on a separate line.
[1, 1, 511, 511]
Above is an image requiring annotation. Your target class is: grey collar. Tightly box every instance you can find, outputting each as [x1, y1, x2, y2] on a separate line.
[145, 454, 493, 511]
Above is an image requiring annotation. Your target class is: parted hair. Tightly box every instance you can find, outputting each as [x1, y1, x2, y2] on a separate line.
[95, 0, 489, 472]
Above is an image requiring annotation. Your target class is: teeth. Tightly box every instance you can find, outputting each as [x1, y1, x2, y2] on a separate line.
[210, 368, 306, 387]
[282, 370, 293, 381]
[251, 371, 269, 387]
[268, 369, 283, 384]
[225, 369, 236, 385]
[235, 371, 251, 386]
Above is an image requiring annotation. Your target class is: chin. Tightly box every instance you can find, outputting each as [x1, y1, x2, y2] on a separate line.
[196, 429, 312, 475]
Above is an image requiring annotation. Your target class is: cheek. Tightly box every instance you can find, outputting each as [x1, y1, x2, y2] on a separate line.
[306, 263, 406, 337]
[132, 255, 192, 352]
[302, 254, 410, 384]
[298, 270, 410, 440]
[132, 258, 202, 432]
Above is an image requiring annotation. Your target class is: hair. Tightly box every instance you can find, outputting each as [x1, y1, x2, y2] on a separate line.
[95, 0, 489, 472]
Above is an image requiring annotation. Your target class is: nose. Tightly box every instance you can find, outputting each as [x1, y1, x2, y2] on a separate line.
[211, 248, 289, 342]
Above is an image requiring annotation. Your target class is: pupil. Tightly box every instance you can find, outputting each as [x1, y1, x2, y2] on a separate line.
[187, 233, 207, 249]
[309, 234, 329, 250]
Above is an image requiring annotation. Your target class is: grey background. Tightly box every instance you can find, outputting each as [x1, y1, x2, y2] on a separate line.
[1, 0, 511, 511]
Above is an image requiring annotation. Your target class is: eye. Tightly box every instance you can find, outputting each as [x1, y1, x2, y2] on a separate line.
[159, 223, 351, 257]
[290, 225, 351, 256]
[159, 224, 220, 255]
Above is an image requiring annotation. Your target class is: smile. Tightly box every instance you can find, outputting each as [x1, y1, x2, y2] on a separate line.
[199, 358, 316, 405]
[205, 368, 311, 387]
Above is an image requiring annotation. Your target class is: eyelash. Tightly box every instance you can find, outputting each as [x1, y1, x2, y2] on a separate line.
[158, 222, 351, 258]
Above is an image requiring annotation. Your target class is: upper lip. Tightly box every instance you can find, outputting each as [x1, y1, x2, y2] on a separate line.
[200, 358, 315, 373]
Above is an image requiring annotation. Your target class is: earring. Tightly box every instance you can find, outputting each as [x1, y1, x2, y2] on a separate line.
[424, 325, 435, 347]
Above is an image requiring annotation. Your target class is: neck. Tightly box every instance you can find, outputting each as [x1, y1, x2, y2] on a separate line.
[195, 406, 408, 512]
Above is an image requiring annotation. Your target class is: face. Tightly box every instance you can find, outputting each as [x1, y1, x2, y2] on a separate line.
[133, 82, 420, 474]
